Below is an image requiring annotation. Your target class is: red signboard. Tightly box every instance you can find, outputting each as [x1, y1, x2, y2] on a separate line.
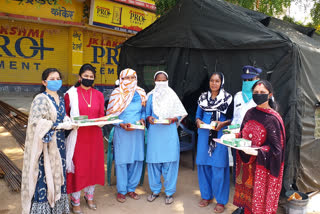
[112, 0, 156, 11]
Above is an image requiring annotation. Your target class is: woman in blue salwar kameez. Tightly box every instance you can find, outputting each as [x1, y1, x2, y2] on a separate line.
[145, 71, 187, 204]
[106, 68, 147, 203]
[195, 72, 233, 213]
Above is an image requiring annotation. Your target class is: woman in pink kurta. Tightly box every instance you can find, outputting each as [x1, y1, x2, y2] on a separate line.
[64, 64, 105, 213]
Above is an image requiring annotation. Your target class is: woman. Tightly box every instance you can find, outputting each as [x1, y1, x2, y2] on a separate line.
[146, 71, 188, 204]
[233, 80, 286, 214]
[195, 72, 233, 213]
[65, 64, 105, 213]
[21, 68, 74, 214]
[106, 68, 146, 203]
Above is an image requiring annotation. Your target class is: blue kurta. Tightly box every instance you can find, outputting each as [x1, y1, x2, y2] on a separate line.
[196, 105, 229, 167]
[113, 92, 145, 165]
[31, 92, 69, 214]
[113, 91, 145, 195]
[146, 94, 180, 163]
[146, 94, 180, 196]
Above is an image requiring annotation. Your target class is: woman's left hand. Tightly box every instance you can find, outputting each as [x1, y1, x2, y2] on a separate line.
[138, 119, 145, 126]
[241, 147, 258, 156]
[168, 117, 178, 124]
[214, 121, 224, 131]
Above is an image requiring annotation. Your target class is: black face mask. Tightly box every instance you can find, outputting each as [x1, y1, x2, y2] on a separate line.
[81, 78, 94, 87]
[252, 94, 269, 105]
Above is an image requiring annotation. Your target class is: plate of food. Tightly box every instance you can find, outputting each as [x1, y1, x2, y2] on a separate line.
[214, 138, 260, 150]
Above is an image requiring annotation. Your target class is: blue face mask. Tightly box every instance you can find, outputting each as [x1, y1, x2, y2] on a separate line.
[46, 80, 62, 91]
[242, 80, 259, 103]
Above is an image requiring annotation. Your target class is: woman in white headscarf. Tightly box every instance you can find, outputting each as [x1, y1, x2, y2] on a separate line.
[145, 71, 187, 204]
[107, 68, 147, 203]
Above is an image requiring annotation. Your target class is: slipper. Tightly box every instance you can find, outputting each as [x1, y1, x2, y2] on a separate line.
[147, 193, 159, 202]
[165, 195, 174, 205]
[199, 199, 212, 207]
[84, 196, 97, 210]
[117, 193, 126, 203]
[214, 203, 225, 213]
[70, 203, 83, 214]
[127, 192, 140, 200]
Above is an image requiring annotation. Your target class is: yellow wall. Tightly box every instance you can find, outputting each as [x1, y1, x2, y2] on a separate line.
[0, 19, 69, 84]
[83, 30, 126, 87]
[0, 0, 83, 24]
[0, 19, 126, 88]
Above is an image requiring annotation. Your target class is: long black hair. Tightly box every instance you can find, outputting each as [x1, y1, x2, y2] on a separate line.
[252, 79, 279, 111]
[35, 68, 62, 97]
[74, 63, 97, 87]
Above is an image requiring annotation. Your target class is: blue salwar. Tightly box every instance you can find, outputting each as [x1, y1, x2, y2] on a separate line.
[146, 94, 180, 196]
[113, 92, 145, 195]
[196, 105, 230, 205]
[30, 92, 69, 214]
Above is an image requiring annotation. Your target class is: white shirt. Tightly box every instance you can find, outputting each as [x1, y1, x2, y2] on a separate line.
[232, 91, 257, 126]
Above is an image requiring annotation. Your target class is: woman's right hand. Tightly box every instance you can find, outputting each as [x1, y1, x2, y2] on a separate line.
[120, 123, 134, 131]
[147, 116, 155, 125]
[196, 118, 204, 128]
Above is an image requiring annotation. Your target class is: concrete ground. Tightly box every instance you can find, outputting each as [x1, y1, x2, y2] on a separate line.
[0, 96, 319, 214]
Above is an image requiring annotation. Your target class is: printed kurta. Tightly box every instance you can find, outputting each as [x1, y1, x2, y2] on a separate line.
[22, 92, 69, 214]
[233, 107, 286, 214]
[65, 87, 105, 193]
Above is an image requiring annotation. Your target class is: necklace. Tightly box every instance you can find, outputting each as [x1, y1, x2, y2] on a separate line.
[81, 88, 92, 107]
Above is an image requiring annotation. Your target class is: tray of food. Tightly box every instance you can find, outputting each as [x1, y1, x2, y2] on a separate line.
[72, 115, 123, 127]
[214, 138, 260, 150]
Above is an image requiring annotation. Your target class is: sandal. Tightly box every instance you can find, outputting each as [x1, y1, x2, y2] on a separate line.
[165, 195, 174, 205]
[70, 203, 83, 214]
[147, 193, 159, 202]
[127, 192, 140, 200]
[214, 203, 225, 213]
[117, 193, 126, 203]
[199, 199, 212, 207]
[84, 196, 97, 210]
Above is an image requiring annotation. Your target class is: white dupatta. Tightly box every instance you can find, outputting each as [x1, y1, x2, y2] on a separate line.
[65, 86, 79, 173]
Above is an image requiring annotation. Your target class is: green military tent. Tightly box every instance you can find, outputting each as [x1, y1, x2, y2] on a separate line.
[117, 0, 320, 192]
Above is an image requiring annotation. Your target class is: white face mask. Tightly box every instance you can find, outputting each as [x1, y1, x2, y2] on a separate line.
[155, 81, 169, 89]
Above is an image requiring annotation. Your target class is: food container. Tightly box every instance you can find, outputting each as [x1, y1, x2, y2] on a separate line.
[227, 124, 241, 129]
[128, 124, 145, 130]
[72, 115, 88, 122]
[234, 138, 252, 147]
[200, 121, 217, 130]
[154, 119, 170, 124]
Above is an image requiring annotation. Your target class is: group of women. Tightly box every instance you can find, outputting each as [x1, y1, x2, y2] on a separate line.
[21, 64, 285, 214]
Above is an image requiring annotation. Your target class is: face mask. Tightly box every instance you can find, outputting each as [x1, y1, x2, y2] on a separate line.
[46, 80, 62, 91]
[122, 79, 137, 90]
[155, 81, 169, 89]
[242, 80, 259, 103]
[81, 78, 94, 87]
[252, 94, 269, 105]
